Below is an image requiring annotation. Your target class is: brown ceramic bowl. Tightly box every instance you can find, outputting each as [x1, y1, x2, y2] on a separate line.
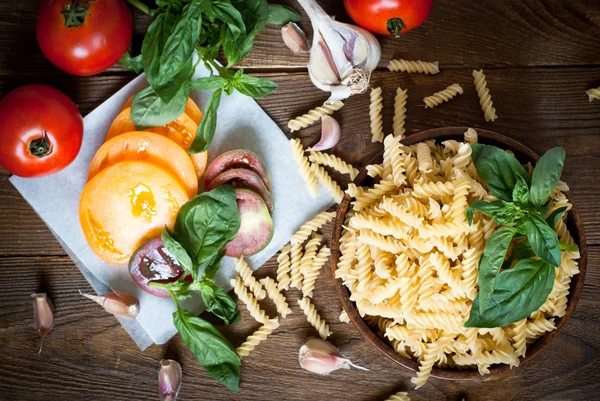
[330, 127, 587, 381]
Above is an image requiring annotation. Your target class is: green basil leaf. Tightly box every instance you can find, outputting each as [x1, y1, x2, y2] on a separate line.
[465, 259, 554, 328]
[537, 199, 552, 219]
[174, 184, 241, 268]
[470, 143, 484, 165]
[173, 307, 241, 392]
[523, 214, 561, 267]
[530, 147, 566, 207]
[199, 281, 240, 325]
[232, 73, 277, 98]
[202, 251, 226, 280]
[559, 242, 579, 252]
[191, 76, 228, 90]
[130, 84, 189, 128]
[189, 88, 223, 153]
[231, 0, 269, 64]
[545, 206, 568, 229]
[212, 1, 246, 40]
[120, 51, 144, 74]
[141, 13, 167, 81]
[477, 226, 517, 312]
[501, 240, 536, 270]
[512, 173, 530, 205]
[266, 4, 301, 24]
[465, 200, 506, 225]
[161, 229, 194, 276]
[154, 56, 195, 103]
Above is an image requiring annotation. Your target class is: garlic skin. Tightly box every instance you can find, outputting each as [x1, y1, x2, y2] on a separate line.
[32, 293, 54, 354]
[297, 0, 381, 104]
[79, 289, 140, 320]
[299, 337, 369, 375]
[158, 359, 182, 401]
[307, 116, 341, 151]
[282, 23, 309, 54]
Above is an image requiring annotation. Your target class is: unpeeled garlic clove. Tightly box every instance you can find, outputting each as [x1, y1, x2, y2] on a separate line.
[32, 293, 54, 354]
[158, 359, 182, 401]
[307, 115, 341, 151]
[282, 22, 309, 54]
[299, 337, 369, 375]
[79, 289, 140, 320]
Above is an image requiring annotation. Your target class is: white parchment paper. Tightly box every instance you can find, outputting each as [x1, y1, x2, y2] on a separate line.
[10, 64, 334, 349]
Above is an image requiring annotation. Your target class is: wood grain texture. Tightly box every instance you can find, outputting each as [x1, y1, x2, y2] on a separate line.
[0, 0, 599, 400]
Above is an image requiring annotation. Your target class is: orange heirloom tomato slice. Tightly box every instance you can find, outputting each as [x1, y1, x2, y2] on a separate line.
[88, 132, 198, 197]
[105, 107, 209, 178]
[80, 160, 190, 264]
[121, 95, 204, 126]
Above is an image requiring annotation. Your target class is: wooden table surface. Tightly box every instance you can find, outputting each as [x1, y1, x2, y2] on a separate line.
[1, 1, 600, 400]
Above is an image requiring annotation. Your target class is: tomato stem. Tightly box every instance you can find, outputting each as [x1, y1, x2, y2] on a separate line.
[29, 131, 53, 158]
[61, 1, 90, 28]
[126, 0, 151, 15]
[387, 18, 405, 37]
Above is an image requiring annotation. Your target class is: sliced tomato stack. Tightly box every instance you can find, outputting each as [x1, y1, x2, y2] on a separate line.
[204, 150, 275, 257]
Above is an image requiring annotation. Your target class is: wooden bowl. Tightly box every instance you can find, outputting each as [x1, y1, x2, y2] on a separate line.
[330, 127, 587, 381]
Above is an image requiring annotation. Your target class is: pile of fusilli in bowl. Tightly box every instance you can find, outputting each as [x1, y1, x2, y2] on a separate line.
[335, 128, 581, 388]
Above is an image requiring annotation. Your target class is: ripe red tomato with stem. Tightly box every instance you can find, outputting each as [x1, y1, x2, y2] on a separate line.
[343, 0, 434, 37]
[36, 0, 133, 76]
[0, 85, 83, 178]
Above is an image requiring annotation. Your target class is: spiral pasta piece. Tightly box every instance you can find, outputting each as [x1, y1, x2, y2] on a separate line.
[384, 392, 411, 401]
[236, 318, 280, 358]
[388, 59, 440, 75]
[384, 134, 406, 186]
[359, 230, 406, 253]
[366, 164, 385, 178]
[291, 211, 336, 245]
[511, 318, 527, 357]
[308, 150, 359, 180]
[276, 244, 291, 291]
[260, 277, 292, 318]
[423, 84, 463, 108]
[230, 276, 268, 324]
[287, 101, 344, 132]
[413, 181, 456, 198]
[300, 234, 323, 274]
[352, 179, 396, 211]
[410, 341, 444, 389]
[302, 246, 331, 298]
[393, 88, 408, 138]
[370, 87, 384, 143]
[339, 310, 351, 323]
[311, 163, 344, 203]
[298, 297, 332, 340]
[290, 242, 303, 290]
[473, 69, 498, 122]
[464, 128, 478, 144]
[290, 138, 319, 197]
[234, 257, 266, 300]
[587, 87, 600, 102]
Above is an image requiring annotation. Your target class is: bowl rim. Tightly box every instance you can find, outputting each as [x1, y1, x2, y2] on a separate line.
[329, 127, 588, 381]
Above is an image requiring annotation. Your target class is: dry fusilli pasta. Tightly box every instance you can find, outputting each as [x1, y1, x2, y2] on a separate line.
[393, 88, 408, 138]
[370, 87, 384, 143]
[312, 163, 344, 203]
[234, 257, 266, 300]
[473, 69, 498, 122]
[423, 84, 463, 108]
[384, 391, 411, 401]
[298, 297, 332, 340]
[388, 59, 440, 75]
[236, 318, 280, 357]
[586, 87, 600, 102]
[276, 244, 291, 291]
[287, 101, 344, 132]
[290, 242, 303, 290]
[308, 151, 359, 180]
[291, 211, 336, 244]
[231, 276, 268, 324]
[302, 246, 331, 298]
[260, 277, 292, 318]
[290, 138, 319, 197]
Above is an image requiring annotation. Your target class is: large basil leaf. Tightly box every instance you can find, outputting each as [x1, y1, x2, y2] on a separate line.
[212, 0, 246, 40]
[130, 85, 189, 128]
[546, 206, 568, 228]
[470, 145, 529, 201]
[174, 184, 241, 269]
[202, 251, 226, 280]
[465, 259, 554, 328]
[189, 88, 223, 153]
[154, 56, 195, 102]
[266, 4, 300, 24]
[232, 71, 277, 98]
[477, 226, 517, 312]
[191, 76, 227, 90]
[120, 51, 143, 74]
[199, 281, 240, 325]
[512, 173, 530, 205]
[465, 200, 506, 225]
[500, 240, 535, 270]
[230, 0, 269, 65]
[161, 229, 194, 276]
[173, 308, 241, 392]
[523, 214, 561, 267]
[530, 147, 566, 207]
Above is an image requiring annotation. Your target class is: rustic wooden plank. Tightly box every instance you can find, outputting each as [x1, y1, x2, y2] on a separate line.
[0, 237, 598, 400]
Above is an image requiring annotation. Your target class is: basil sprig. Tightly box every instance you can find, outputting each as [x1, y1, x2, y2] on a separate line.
[152, 185, 242, 391]
[465, 145, 578, 327]
[122, 0, 294, 150]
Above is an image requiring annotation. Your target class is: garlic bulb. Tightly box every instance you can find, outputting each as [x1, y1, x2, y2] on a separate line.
[299, 337, 369, 375]
[297, 0, 381, 104]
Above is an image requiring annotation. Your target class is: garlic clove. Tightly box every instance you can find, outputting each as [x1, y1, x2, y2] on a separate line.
[307, 116, 341, 151]
[32, 293, 54, 354]
[299, 337, 369, 375]
[79, 289, 140, 320]
[281, 23, 309, 54]
[158, 359, 182, 401]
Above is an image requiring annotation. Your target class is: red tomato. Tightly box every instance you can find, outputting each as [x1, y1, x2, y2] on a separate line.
[0, 85, 83, 178]
[36, 0, 133, 76]
[343, 0, 434, 36]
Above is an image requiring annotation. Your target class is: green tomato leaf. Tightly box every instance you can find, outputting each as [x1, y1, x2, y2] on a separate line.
[232, 73, 277, 98]
[198, 281, 240, 325]
[189, 88, 223, 153]
[465, 200, 507, 225]
[477, 226, 517, 312]
[173, 307, 241, 392]
[161, 229, 194, 276]
[545, 206, 568, 229]
[266, 4, 301, 24]
[173, 184, 241, 268]
[465, 259, 555, 328]
[471, 145, 530, 201]
[191, 76, 228, 90]
[512, 173, 530, 205]
[130, 84, 189, 128]
[523, 214, 561, 267]
[120, 51, 144, 74]
[530, 147, 566, 207]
